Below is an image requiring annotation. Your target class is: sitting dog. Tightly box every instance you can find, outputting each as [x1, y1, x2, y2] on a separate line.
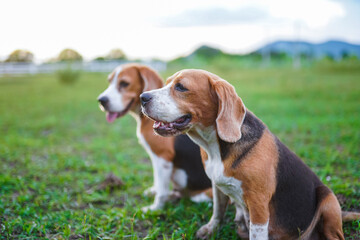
[97, 64, 211, 211]
[140, 69, 360, 239]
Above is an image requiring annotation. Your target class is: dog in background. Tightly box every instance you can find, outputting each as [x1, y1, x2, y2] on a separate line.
[97, 64, 211, 211]
[140, 69, 360, 239]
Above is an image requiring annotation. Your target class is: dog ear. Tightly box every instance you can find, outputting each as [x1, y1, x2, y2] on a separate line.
[212, 80, 246, 143]
[138, 66, 164, 92]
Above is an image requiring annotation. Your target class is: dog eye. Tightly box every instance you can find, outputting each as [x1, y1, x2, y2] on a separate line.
[175, 83, 188, 92]
[119, 81, 129, 89]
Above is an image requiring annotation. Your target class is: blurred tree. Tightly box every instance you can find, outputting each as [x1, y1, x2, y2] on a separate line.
[44, 57, 58, 64]
[106, 49, 127, 60]
[5, 49, 34, 62]
[58, 48, 83, 62]
[93, 56, 105, 61]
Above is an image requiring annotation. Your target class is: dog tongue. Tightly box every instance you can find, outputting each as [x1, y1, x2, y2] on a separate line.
[106, 112, 118, 123]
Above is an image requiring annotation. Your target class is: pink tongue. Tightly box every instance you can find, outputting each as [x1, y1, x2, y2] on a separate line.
[106, 112, 118, 123]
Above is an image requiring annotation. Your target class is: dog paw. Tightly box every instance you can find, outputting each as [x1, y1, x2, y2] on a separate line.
[169, 190, 182, 200]
[236, 225, 249, 239]
[141, 203, 162, 212]
[196, 223, 216, 239]
[235, 219, 249, 239]
[143, 186, 156, 196]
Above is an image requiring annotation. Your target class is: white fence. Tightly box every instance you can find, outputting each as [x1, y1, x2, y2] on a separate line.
[0, 60, 167, 75]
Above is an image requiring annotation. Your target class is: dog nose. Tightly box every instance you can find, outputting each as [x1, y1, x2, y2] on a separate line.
[140, 93, 152, 106]
[98, 96, 109, 107]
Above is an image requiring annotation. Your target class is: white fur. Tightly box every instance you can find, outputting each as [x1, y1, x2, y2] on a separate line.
[172, 168, 187, 189]
[98, 66, 125, 112]
[143, 81, 184, 122]
[131, 113, 173, 211]
[250, 221, 269, 240]
[191, 192, 211, 203]
[189, 126, 246, 207]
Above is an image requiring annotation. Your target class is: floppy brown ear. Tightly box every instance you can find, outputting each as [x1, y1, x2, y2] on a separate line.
[137, 66, 164, 92]
[213, 80, 246, 143]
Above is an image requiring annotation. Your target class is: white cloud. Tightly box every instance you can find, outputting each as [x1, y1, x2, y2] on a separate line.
[155, 0, 346, 28]
[156, 7, 268, 27]
[264, 0, 345, 28]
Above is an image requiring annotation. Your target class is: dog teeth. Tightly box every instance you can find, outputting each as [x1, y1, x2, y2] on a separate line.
[154, 122, 161, 128]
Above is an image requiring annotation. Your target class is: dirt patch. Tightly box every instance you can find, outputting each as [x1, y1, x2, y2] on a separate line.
[96, 172, 124, 192]
[69, 234, 84, 240]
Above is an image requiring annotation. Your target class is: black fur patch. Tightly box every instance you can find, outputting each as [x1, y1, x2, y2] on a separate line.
[271, 137, 324, 236]
[173, 135, 212, 190]
[218, 111, 265, 168]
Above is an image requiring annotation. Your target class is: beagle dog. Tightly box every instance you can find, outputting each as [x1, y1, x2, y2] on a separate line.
[140, 69, 360, 239]
[97, 64, 211, 211]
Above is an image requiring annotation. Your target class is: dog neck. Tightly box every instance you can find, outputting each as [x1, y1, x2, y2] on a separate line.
[187, 111, 266, 165]
[187, 125, 221, 162]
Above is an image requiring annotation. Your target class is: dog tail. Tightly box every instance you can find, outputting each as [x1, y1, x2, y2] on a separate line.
[300, 186, 344, 240]
[342, 211, 360, 222]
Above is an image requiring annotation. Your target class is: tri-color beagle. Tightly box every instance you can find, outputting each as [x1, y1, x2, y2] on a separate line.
[140, 69, 360, 239]
[97, 64, 211, 211]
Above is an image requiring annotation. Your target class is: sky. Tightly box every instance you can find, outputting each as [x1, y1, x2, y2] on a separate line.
[1, 0, 359, 62]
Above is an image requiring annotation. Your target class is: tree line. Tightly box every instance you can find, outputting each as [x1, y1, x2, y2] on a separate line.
[2, 48, 127, 63]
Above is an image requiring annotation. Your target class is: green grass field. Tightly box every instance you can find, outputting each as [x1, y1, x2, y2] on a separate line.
[0, 64, 359, 239]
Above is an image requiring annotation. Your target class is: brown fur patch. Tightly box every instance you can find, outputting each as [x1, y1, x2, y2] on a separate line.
[223, 130, 278, 224]
[320, 193, 344, 240]
[200, 148, 208, 165]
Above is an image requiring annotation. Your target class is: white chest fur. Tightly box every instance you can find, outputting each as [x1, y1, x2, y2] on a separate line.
[189, 126, 246, 207]
[205, 159, 245, 206]
[131, 112, 153, 152]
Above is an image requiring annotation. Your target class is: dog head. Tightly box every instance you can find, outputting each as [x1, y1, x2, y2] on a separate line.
[97, 64, 163, 123]
[140, 69, 246, 142]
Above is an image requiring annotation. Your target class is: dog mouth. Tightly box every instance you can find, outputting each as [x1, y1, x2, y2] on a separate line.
[102, 99, 134, 123]
[152, 114, 192, 135]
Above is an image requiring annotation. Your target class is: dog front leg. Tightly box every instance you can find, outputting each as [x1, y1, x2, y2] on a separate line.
[247, 200, 270, 240]
[142, 156, 173, 212]
[143, 155, 160, 197]
[196, 184, 229, 239]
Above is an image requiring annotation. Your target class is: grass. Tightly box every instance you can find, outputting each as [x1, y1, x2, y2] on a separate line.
[0, 64, 359, 239]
